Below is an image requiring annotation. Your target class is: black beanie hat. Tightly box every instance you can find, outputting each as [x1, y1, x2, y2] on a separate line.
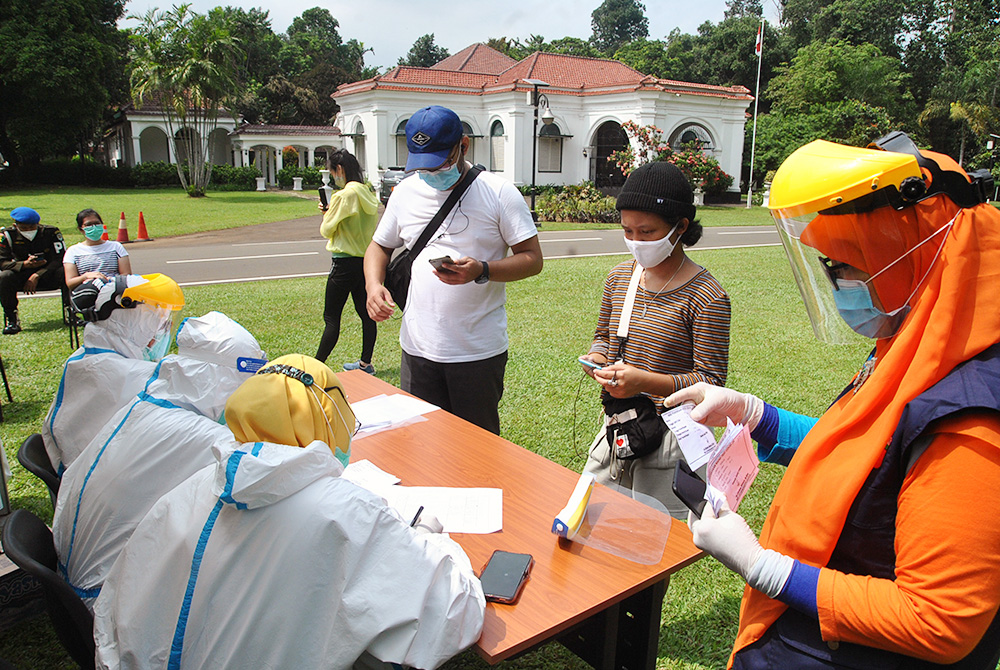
[616, 162, 696, 222]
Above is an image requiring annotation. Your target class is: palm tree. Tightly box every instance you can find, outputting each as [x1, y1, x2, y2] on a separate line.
[129, 5, 241, 196]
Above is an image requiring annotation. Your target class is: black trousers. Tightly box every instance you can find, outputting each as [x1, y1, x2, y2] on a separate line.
[316, 257, 376, 364]
[0, 267, 65, 316]
[400, 350, 507, 435]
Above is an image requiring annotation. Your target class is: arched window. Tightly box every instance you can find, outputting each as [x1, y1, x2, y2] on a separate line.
[538, 123, 565, 173]
[353, 121, 366, 169]
[490, 121, 505, 172]
[394, 119, 409, 169]
[669, 124, 714, 152]
[461, 121, 475, 165]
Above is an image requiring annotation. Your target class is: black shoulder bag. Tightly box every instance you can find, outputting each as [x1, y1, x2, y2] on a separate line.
[384, 165, 483, 310]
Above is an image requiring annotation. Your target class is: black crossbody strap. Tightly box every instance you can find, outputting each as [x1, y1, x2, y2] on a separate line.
[409, 164, 484, 257]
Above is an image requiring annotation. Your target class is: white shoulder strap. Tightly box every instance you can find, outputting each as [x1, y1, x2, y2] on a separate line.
[616, 262, 644, 340]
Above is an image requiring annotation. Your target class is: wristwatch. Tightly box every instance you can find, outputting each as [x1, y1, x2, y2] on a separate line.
[474, 260, 490, 284]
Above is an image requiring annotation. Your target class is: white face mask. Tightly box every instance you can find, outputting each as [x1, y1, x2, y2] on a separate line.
[18, 228, 38, 241]
[333, 174, 346, 188]
[623, 224, 679, 268]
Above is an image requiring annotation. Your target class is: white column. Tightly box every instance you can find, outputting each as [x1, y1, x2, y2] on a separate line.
[275, 145, 284, 182]
[131, 136, 142, 166]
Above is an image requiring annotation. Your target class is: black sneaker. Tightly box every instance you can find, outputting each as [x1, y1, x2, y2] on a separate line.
[3, 312, 21, 335]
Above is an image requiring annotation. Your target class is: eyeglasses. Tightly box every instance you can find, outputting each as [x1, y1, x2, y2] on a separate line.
[818, 256, 857, 290]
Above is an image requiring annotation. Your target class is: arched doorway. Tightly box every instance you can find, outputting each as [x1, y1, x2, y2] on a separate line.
[592, 121, 627, 188]
[139, 127, 170, 164]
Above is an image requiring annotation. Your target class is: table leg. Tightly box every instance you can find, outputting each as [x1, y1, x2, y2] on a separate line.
[558, 577, 669, 670]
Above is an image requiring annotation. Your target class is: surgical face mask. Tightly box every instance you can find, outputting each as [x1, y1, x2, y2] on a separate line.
[309, 384, 358, 468]
[333, 174, 346, 188]
[83, 224, 104, 241]
[832, 280, 909, 339]
[144, 329, 171, 362]
[418, 162, 461, 191]
[831, 213, 956, 339]
[623, 224, 679, 268]
[18, 227, 38, 241]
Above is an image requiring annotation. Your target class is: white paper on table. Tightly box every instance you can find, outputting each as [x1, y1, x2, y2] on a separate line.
[705, 419, 759, 514]
[351, 393, 439, 438]
[381, 486, 503, 534]
[662, 402, 719, 470]
[341, 459, 400, 497]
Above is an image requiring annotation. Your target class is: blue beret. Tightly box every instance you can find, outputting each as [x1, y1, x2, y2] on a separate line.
[10, 207, 40, 226]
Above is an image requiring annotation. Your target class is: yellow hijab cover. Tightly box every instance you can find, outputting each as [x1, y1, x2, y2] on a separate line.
[224, 354, 355, 460]
[732, 196, 1000, 665]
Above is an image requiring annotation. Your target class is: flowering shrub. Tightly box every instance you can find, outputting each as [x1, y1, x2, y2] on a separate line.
[537, 181, 619, 223]
[610, 121, 733, 195]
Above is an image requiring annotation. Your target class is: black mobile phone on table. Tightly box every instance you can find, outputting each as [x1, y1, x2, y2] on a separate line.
[479, 550, 533, 604]
[318, 187, 329, 208]
[672, 460, 707, 517]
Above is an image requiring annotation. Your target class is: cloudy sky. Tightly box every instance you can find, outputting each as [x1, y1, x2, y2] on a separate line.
[119, 0, 782, 71]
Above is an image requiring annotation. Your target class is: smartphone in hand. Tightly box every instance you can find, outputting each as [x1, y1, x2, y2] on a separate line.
[672, 460, 707, 517]
[428, 256, 456, 272]
[578, 356, 603, 370]
[479, 550, 533, 604]
[318, 187, 329, 208]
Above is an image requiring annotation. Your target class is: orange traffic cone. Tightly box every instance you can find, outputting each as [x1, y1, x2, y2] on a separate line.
[135, 211, 152, 242]
[116, 212, 130, 243]
[101, 222, 108, 241]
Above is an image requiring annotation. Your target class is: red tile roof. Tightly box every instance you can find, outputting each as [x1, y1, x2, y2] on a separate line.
[335, 46, 751, 101]
[431, 43, 517, 74]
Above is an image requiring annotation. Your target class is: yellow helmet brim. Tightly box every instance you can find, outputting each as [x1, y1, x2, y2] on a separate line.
[122, 273, 185, 310]
[768, 140, 923, 219]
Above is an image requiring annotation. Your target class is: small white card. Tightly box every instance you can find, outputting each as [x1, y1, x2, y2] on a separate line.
[662, 403, 718, 470]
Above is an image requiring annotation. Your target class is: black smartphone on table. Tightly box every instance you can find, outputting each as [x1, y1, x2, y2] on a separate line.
[672, 460, 707, 517]
[479, 550, 533, 604]
[318, 187, 329, 208]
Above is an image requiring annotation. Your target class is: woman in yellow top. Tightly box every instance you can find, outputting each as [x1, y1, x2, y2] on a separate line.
[316, 149, 380, 374]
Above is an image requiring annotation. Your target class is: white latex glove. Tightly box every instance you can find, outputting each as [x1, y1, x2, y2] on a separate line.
[412, 511, 444, 534]
[688, 499, 763, 580]
[665, 382, 764, 430]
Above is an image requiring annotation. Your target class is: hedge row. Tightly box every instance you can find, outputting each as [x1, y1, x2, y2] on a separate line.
[536, 182, 619, 223]
[0, 160, 262, 190]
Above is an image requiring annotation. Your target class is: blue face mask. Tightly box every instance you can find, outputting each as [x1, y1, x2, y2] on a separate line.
[833, 279, 910, 339]
[418, 162, 462, 191]
[83, 224, 104, 241]
[143, 330, 171, 362]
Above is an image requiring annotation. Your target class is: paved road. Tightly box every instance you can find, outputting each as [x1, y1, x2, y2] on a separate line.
[124, 217, 780, 287]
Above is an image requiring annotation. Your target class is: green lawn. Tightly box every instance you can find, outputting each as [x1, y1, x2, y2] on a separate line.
[0, 186, 320, 243]
[0, 244, 873, 669]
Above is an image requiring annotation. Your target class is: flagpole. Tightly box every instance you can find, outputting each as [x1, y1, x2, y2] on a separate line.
[747, 17, 764, 209]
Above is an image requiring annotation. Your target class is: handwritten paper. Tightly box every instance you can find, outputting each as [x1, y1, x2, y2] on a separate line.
[381, 486, 503, 535]
[705, 419, 758, 514]
[662, 403, 718, 470]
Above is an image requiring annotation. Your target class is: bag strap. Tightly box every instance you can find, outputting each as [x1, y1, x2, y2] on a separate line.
[613, 262, 644, 361]
[409, 164, 484, 258]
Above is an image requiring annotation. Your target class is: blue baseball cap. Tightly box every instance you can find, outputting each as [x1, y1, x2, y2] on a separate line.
[10, 207, 40, 226]
[405, 106, 463, 172]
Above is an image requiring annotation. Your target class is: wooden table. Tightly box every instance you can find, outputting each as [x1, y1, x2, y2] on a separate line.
[340, 370, 704, 670]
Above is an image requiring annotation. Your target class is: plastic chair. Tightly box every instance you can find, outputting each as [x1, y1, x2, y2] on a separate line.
[1, 509, 95, 670]
[16, 434, 59, 509]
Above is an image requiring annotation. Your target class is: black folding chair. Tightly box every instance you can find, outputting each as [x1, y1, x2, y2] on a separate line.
[0, 352, 11, 422]
[1, 509, 95, 670]
[16, 434, 59, 509]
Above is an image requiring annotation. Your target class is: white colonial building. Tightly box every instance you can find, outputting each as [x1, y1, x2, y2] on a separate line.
[334, 44, 753, 197]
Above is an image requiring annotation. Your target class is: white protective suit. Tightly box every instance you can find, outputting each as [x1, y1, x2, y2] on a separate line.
[52, 312, 267, 609]
[42, 305, 170, 473]
[94, 440, 486, 670]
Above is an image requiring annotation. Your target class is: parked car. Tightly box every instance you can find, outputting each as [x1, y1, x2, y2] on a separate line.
[379, 167, 408, 204]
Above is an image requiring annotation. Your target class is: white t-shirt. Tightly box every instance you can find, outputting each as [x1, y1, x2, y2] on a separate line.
[64, 241, 128, 277]
[373, 167, 537, 363]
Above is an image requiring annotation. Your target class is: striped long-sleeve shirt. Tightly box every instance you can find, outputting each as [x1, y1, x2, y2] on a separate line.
[590, 259, 731, 410]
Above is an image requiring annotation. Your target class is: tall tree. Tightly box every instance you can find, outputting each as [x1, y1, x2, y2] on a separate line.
[398, 34, 450, 67]
[129, 4, 242, 196]
[590, 0, 648, 55]
[0, 0, 128, 166]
